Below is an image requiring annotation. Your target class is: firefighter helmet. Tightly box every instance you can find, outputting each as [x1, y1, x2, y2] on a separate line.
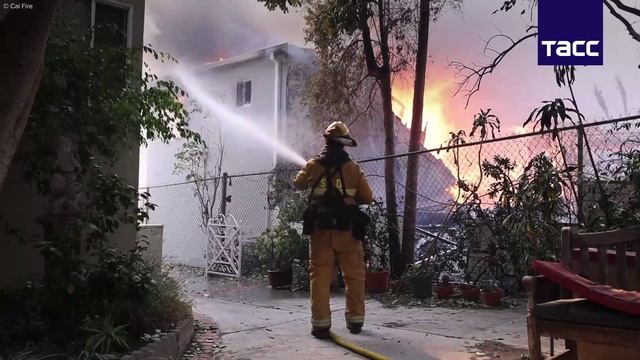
[323, 121, 357, 147]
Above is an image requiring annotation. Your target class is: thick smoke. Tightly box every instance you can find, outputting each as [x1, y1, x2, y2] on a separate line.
[144, 0, 640, 126]
[145, 0, 306, 69]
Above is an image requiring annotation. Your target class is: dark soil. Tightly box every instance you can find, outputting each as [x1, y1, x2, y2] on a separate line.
[470, 340, 530, 360]
[370, 290, 524, 310]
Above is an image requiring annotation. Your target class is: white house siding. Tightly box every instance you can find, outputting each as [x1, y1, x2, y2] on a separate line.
[143, 44, 312, 266]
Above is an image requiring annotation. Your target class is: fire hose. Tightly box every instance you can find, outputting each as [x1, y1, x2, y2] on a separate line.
[329, 331, 391, 360]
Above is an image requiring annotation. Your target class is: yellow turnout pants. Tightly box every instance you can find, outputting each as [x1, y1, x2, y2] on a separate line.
[309, 229, 365, 329]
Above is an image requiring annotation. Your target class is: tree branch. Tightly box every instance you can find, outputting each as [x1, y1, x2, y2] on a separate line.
[378, 0, 391, 71]
[608, 0, 640, 17]
[349, 79, 380, 126]
[359, 1, 382, 78]
[449, 31, 538, 108]
[604, 0, 640, 43]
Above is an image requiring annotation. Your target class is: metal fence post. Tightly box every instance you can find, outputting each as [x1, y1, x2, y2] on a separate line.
[266, 177, 272, 228]
[576, 125, 584, 224]
[220, 172, 228, 216]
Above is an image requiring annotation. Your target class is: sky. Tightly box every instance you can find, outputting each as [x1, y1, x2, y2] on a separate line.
[144, 0, 640, 149]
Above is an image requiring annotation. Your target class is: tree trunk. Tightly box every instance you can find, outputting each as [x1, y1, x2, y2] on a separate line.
[401, 0, 430, 270]
[0, 0, 59, 190]
[379, 74, 402, 278]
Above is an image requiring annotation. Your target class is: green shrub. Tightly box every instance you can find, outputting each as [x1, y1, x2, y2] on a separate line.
[447, 154, 565, 291]
[257, 174, 309, 273]
[1, 19, 194, 360]
[255, 224, 305, 271]
[140, 271, 191, 332]
[81, 315, 129, 355]
[363, 200, 391, 271]
[0, 245, 191, 358]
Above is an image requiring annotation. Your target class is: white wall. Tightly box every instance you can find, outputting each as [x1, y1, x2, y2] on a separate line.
[143, 47, 290, 265]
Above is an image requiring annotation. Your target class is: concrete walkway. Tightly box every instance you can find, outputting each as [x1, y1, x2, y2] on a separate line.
[174, 269, 531, 360]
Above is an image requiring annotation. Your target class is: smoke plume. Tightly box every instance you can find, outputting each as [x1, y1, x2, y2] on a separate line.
[145, 0, 306, 70]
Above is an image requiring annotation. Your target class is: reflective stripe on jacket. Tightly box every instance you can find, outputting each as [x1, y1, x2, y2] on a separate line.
[293, 159, 374, 205]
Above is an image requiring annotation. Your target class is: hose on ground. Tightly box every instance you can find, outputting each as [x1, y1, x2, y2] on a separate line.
[329, 331, 391, 360]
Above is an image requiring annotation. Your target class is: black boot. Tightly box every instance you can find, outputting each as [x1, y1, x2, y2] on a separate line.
[347, 323, 363, 334]
[311, 327, 331, 339]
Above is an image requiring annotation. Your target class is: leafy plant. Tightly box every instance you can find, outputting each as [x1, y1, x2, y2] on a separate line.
[141, 270, 192, 332]
[404, 259, 434, 278]
[140, 329, 166, 344]
[524, 98, 577, 139]
[81, 315, 129, 355]
[4, 350, 64, 360]
[363, 200, 391, 271]
[255, 224, 304, 271]
[87, 244, 155, 310]
[470, 109, 500, 140]
[174, 134, 225, 234]
[0, 284, 45, 349]
[478, 279, 501, 292]
[590, 139, 640, 230]
[447, 154, 566, 292]
[1, 21, 196, 355]
[261, 169, 310, 277]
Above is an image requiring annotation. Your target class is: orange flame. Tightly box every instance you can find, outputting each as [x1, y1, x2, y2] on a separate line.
[391, 80, 453, 152]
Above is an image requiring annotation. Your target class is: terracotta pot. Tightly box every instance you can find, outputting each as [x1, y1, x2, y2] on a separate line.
[366, 270, 390, 294]
[459, 285, 480, 302]
[408, 274, 433, 299]
[435, 283, 454, 299]
[268, 269, 292, 289]
[480, 289, 503, 307]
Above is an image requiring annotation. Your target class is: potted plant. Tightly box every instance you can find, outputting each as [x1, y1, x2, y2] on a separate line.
[405, 260, 434, 299]
[365, 261, 390, 294]
[479, 280, 503, 307]
[269, 182, 310, 291]
[434, 274, 454, 299]
[364, 201, 391, 294]
[255, 224, 300, 289]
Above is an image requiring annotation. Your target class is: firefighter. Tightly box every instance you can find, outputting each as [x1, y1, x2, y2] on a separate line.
[294, 121, 373, 339]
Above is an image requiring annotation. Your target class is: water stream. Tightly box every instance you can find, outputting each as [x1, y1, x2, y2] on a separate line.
[174, 66, 307, 167]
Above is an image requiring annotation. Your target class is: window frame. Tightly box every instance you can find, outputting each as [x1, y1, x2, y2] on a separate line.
[236, 80, 252, 107]
[90, 0, 134, 48]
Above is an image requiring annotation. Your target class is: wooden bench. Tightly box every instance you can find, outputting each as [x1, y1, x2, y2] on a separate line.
[523, 226, 640, 360]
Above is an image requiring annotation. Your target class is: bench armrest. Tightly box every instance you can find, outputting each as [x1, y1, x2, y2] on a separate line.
[522, 275, 561, 310]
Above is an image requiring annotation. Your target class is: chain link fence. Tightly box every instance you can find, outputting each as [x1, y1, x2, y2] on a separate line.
[142, 115, 640, 270]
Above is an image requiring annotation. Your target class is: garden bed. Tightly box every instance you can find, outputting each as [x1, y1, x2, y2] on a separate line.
[370, 291, 524, 310]
[123, 316, 194, 360]
[0, 262, 193, 359]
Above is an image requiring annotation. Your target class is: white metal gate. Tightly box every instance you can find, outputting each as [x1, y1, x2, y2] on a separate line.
[206, 214, 242, 277]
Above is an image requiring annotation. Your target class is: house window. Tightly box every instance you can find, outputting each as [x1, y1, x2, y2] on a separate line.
[236, 80, 252, 106]
[91, 1, 132, 85]
[93, 1, 130, 48]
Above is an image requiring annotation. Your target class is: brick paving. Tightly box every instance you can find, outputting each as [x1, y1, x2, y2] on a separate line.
[181, 313, 223, 359]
